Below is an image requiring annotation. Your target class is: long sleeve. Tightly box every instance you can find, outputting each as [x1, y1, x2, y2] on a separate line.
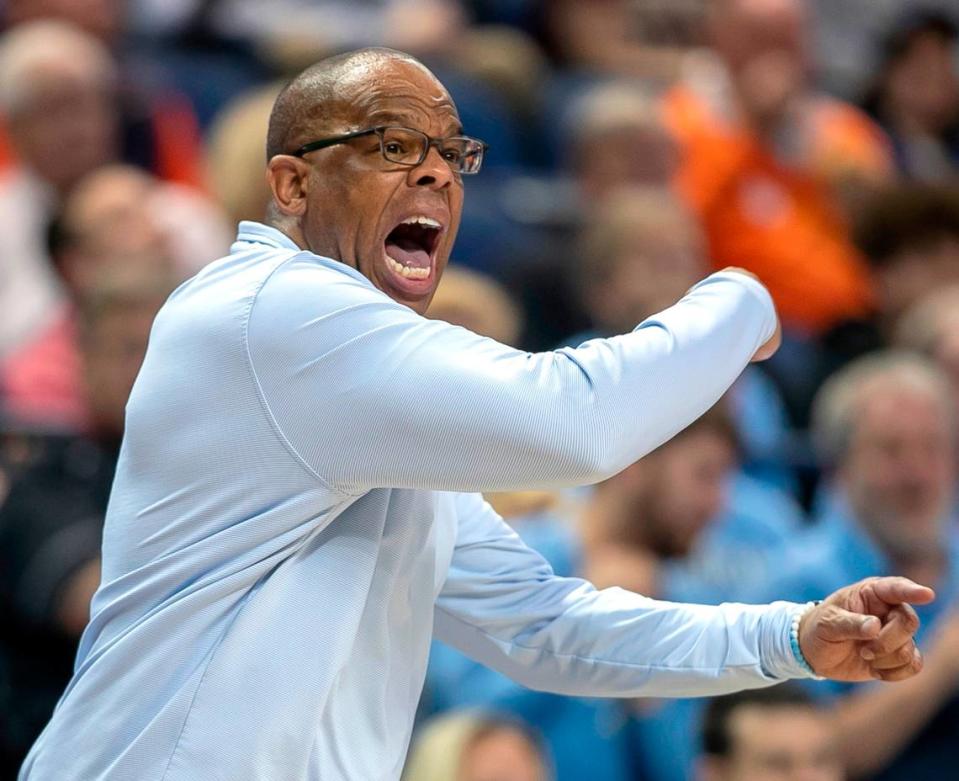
[247, 261, 776, 494]
[434, 492, 812, 698]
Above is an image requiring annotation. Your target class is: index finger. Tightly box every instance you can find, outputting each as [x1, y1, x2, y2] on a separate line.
[871, 577, 936, 607]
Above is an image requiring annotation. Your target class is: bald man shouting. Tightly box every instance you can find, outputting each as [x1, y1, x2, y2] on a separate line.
[21, 49, 932, 781]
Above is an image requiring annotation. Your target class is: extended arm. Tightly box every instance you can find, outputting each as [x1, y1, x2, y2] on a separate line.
[247, 264, 776, 494]
[433, 492, 809, 698]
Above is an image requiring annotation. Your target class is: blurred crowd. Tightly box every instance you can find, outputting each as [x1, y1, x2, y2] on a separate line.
[2, 0, 959, 779]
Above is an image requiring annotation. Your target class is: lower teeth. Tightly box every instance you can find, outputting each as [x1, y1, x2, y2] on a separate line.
[386, 255, 429, 280]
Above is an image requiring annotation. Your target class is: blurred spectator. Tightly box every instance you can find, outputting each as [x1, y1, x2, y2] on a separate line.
[863, 10, 959, 181]
[576, 407, 804, 781]
[458, 24, 547, 115]
[0, 12, 205, 184]
[767, 351, 959, 779]
[663, 0, 892, 335]
[808, 0, 959, 101]
[566, 83, 678, 203]
[699, 685, 843, 781]
[403, 711, 550, 781]
[542, 0, 706, 85]
[206, 83, 282, 226]
[572, 188, 699, 333]
[500, 85, 680, 350]
[855, 183, 959, 326]
[0, 18, 208, 363]
[130, 0, 467, 67]
[426, 266, 523, 346]
[4, 0, 126, 45]
[0, 265, 176, 774]
[0, 19, 118, 361]
[56, 164, 230, 281]
[569, 187, 796, 489]
[0, 164, 229, 430]
[805, 351, 955, 595]
[580, 404, 748, 598]
[4, 0, 256, 145]
[0, 20, 119, 196]
[894, 284, 959, 396]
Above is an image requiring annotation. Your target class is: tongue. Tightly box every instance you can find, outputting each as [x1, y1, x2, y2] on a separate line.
[386, 239, 431, 270]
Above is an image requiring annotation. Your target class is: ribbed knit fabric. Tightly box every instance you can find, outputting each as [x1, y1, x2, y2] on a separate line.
[21, 222, 809, 781]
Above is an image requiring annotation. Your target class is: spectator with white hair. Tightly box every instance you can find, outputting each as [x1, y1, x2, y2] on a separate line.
[0, 17, 206, 368]
[763, 352, 959, 780]
[0, 19, 120, 364]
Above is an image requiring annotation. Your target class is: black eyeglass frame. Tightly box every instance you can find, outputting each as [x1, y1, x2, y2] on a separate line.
[291, 126, 489, 174]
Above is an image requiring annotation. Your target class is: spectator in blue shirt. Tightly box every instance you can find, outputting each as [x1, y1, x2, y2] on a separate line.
[766, 351, 959, 780]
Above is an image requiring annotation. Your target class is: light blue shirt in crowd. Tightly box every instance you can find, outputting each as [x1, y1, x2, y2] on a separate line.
[22, 221, 810, 781]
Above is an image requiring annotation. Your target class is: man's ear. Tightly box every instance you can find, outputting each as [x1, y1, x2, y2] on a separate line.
[266, 155, 310, 217]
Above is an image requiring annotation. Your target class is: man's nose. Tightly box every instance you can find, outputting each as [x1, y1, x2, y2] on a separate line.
[408, 145, 454, 190]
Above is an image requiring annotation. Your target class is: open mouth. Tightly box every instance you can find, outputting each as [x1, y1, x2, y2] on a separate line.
[384, 216, 442, 282]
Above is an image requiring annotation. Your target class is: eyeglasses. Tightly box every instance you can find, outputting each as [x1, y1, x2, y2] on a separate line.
[292, 126, 488, 175]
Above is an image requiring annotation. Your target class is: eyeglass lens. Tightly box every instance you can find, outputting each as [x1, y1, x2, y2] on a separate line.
[379, 128, 484, 174]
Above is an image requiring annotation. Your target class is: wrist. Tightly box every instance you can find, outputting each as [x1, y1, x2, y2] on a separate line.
[793, 601, 825, 680]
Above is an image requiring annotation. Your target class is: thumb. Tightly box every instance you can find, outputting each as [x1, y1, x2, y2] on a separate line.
[813, 606, 882, 643]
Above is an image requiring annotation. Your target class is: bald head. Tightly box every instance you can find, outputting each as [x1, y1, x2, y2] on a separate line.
[266, 47, 435, 160]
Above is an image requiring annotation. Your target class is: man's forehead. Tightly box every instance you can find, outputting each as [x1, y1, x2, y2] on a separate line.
[341, 61, 460, 131]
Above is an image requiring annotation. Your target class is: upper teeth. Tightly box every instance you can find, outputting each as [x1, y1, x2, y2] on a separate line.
[402, 216, 441, 229]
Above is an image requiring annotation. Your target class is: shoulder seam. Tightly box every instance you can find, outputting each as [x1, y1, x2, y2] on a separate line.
[241, 250, 361, 497]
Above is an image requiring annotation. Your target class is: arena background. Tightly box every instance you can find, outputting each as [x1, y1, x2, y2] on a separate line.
[2, 1, 959, 779]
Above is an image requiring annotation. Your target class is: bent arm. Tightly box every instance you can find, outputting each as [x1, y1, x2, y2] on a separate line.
[248, 263, 776, 494]
[433, 492, 811, 698]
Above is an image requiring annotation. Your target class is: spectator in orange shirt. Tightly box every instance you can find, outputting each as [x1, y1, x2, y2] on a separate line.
[663, 0, 893, 336]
